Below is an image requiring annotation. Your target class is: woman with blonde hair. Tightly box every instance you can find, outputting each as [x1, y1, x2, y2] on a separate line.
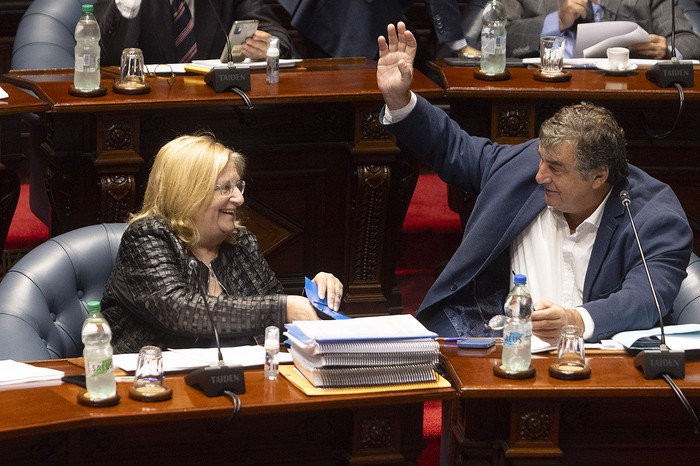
[102, 133, 342, 353]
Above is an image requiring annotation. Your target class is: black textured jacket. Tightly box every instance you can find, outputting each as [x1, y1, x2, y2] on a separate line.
[102, 217, 286, 354]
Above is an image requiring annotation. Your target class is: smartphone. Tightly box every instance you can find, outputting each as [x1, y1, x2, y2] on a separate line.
[221, 20, 259, 62]
[61, 374, 87, 388]
[457, 337, 497, 349]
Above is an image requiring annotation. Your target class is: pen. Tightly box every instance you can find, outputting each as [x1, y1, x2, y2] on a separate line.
[442, 337, 465, 342]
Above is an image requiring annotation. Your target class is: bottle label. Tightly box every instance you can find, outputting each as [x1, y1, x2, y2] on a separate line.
[75, 54, 98, 72]
[87, 357, 113, 377]
[503, 331, 523, 346]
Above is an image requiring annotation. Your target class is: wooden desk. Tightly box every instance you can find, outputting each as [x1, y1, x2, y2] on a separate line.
[0, 82, 48, 252]
[429, 62, 700, 252]
[2, 60, 444, 316]
[440, 342, 700, 465]
[0, 359, 454, 464]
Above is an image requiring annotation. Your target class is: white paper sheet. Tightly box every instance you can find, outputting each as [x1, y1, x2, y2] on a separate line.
[113, 345, 292, 373]
[574, 21, 650, 58]
[0, 360, 64, 386]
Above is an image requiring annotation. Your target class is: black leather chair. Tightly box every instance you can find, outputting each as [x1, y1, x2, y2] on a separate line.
[672, 252, 700, 325]
[0, 223, 126, 361]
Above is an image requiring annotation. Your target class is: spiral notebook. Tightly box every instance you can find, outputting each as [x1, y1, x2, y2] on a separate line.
[292, 362, 438, 388]
[289, 343, 440, 368]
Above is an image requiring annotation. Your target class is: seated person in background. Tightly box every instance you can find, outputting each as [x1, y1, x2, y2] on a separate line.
[101, 133, 342, 354]
[504, 0, 700, 60]
[94, 0, 292, 66]
[376, 22, 693, 343]
[279, 0, 479, 61]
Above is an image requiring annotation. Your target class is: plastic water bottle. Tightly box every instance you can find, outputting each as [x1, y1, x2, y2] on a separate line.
[264, 325, 280, 380]
[480, 0, 507, 75]
[81, 300, 116, 399]
[266, 36, 280, 84]
[73, 4, 101, 91]
[501, 274, 533, 372]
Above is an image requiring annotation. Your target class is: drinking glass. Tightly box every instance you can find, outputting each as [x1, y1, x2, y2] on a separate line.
[540, 36, 566, 75]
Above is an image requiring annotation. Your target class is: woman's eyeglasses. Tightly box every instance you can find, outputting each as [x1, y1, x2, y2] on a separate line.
[214, 180, 246, 196]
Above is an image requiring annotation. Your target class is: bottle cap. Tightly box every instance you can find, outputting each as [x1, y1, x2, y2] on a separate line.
[86, 300, 101, 313]
[265, 325, 279, 349]
[82, 4, 94, 14]
[267, 36, 279, 55]
[513, 274, 527, 285]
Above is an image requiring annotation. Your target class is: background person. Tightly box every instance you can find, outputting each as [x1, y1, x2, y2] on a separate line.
[376, 22, 692, 343]
[504, 0, 700, 59]
[101, 133, 342, 354]
[95, 0, 293, 65]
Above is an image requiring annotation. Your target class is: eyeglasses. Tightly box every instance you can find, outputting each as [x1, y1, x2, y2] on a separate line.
[214, 180, 246, 196]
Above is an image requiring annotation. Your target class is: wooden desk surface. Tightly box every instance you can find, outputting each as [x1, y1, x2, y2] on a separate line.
[429, 60, 700, 100]
[5, 59, 444, 112]
[0, 82, 49, 115]
[0, 358, 455, 441]
[441, 341, 700, 398]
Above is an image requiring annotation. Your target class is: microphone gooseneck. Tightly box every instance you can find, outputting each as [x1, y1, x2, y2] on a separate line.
[207, 0, 233, 65]
[620, 190, 665, 346]
[620, 190, 685, 380]
[189, 260, 224, 365]
[185, 259, 246, 396]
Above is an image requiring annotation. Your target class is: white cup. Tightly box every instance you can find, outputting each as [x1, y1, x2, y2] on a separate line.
[606, 47, 630, 71]
[540, 36, 566, 75]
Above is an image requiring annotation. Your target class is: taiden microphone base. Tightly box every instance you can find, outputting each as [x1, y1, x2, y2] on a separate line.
[204, 67, 251, 92]
[185, 364, 246, 397]
[645, 60, 694, 88]
[634, 348, 686, 380]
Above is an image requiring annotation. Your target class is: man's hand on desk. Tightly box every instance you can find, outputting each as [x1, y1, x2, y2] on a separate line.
[532, 300, 585, 344]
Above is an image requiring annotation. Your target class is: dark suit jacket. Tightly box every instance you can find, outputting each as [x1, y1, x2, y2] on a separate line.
[95, 0, 292, 66]
[505, 0, 700, 58]
[279, 0, 465, 59]
[384, 95, 693, 341]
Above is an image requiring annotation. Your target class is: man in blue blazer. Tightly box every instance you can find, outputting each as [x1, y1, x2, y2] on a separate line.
[377, 22, 693, 343]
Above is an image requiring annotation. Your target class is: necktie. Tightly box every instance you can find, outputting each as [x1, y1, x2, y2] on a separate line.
[171, 0, 197, 62]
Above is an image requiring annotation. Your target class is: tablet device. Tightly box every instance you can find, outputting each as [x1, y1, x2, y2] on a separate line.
[220, 20, 259, 62]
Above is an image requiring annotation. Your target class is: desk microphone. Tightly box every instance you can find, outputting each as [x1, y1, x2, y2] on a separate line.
[645, 0, 694, 88]
[185, 260, 246, 396]
[204, 0, 251, 94]
[620, 190, 685, 379]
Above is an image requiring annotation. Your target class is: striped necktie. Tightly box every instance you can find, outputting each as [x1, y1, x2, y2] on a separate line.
[171, 0, 197, 62]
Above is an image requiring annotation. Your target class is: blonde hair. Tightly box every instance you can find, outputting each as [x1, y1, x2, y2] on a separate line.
[131, 132, 246, 247]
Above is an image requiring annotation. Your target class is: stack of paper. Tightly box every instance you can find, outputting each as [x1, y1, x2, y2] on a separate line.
[0, 360, 64, 388]
[285, 315, 440, 388]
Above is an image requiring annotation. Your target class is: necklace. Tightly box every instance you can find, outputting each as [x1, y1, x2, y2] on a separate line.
[204, 262, 223, 297]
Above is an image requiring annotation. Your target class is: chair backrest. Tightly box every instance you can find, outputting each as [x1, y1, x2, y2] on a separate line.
[11, 0, 96, 70]
[672, 252, 700, 325]
[0, 223, 126, 361]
